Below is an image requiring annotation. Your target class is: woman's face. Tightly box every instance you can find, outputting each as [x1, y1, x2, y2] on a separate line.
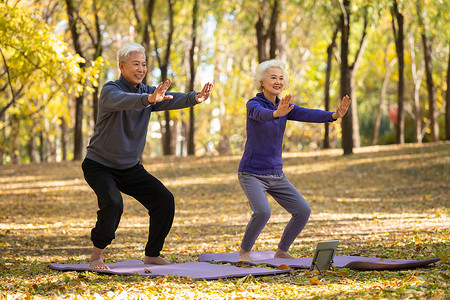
[261, 67, 285, 98]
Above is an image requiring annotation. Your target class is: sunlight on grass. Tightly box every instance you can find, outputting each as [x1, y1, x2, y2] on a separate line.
[1, 179, 89, 195]
[166, 174, 237, 187]
[0, 143, 448, 299]
[0, 175, 44, 184]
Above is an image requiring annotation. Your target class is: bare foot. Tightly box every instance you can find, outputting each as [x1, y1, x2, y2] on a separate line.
[90, 258, 110, 270]
[90, 246, 110, 270]
[143, 256, 173, 265]
[274, 248, 295, 259]
[238, 248, 253, 262]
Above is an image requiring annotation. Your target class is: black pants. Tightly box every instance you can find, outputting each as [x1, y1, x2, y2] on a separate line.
[82, 158, 174, 257]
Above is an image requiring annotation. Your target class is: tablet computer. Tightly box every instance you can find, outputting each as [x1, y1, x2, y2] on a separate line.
[310, 240, 339, 272]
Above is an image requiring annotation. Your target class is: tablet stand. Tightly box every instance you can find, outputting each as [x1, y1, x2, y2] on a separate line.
[310, 240, 339, 274]
[310, 248, 336, 274]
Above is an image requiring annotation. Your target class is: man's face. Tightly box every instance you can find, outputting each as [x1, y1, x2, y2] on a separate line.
[119, 51, 147, 87]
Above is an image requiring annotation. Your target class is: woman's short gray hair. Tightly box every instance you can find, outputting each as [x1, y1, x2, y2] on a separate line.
[254, 59, 289, 92]
[117, 43, 146, 63]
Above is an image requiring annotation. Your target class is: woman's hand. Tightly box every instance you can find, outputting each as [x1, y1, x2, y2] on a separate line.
[148, 79, 174, 103]
[273, 94, 294, 118]
[332, 95, 351, 119]
[195, 82, 214, 103]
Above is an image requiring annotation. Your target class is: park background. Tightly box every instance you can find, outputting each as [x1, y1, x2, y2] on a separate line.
[0, 0, 449, 163]
[0, 0, 449, 299]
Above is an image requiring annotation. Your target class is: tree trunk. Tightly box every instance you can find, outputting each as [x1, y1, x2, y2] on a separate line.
[187, 0, 199, 155]
[65, 0, 86, 160]
[27, 130, 36, 163]
[269, 0, 279, 59]
[348, 6, 368, 148]
[349, 74, 360, 147]
[340, 0, 353, 155]
[162, 111, 172, 155]
[92, 87, 99, 124]
[446, 43, 450, 140]
[61, 117, 68, 161]
[409, 35, 425, 143]
[323, 25, 339, 149]
[255, 1, 267, 63]
[39, 131, 45, 163]
[188, 106, 195, 155]
[391, 0, 405, 144]
[418, 9, 438, 141]
[373, 56, 397, 145]
[55, 126, 61, 162]
[11, 114, 20, 164]
[162, 64, 171, 156]
[151, 0, 175, 155]
[131, 0, 153, 84]
[0, 49, 24, 120]
[45, 120, 52, 162]
[73, 95, 84, 160]
[0, 113, 5, 164]
[171, 118, 178, 155]
[92, 0, 102, 124]
[180, 120, 187, 156]
[255, 0, 279, 63]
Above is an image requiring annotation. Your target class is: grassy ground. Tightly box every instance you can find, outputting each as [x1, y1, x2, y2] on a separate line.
[0, 142, 449, 299]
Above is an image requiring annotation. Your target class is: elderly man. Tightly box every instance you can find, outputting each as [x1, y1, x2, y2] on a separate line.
[82, 43, 213, 269]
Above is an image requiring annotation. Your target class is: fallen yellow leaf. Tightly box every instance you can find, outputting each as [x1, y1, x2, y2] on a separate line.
[310, 276, 322, 285]
[439, 253, 449, 264]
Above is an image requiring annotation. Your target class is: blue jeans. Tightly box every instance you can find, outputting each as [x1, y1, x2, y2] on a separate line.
[238, 172, 311, 252]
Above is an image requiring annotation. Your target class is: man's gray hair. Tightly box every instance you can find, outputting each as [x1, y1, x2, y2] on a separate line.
[117, 43, 146, 63]
[254, 59, 289, 92]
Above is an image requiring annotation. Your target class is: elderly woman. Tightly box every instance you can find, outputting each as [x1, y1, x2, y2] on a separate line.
[238, 59, 350, 262]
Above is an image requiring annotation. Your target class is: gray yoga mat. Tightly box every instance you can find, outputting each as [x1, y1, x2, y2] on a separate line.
[198, 251, 441, 270]
[49, 259, 290, 280]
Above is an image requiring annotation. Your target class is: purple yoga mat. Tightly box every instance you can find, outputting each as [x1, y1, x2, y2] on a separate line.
[198, 251, 440, 270]
[49, 259, 290, 280]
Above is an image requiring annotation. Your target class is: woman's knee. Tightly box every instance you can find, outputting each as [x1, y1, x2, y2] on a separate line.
[304, 204, 311, 218]
[253, 208, 271, 222]
[293, 202, 311, 219]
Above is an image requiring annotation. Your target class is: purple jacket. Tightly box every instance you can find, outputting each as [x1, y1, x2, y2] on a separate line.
[238, 93, 335, 175]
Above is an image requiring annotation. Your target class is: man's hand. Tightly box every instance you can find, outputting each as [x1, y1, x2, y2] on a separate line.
[273, 94, 294, 118]
[332, 95, 351, 119]
[148, 79, 174, 104]
[195, 82, 214, 103]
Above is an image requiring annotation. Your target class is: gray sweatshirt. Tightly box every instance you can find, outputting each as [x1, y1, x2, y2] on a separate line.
[86, 75, 198, 169]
